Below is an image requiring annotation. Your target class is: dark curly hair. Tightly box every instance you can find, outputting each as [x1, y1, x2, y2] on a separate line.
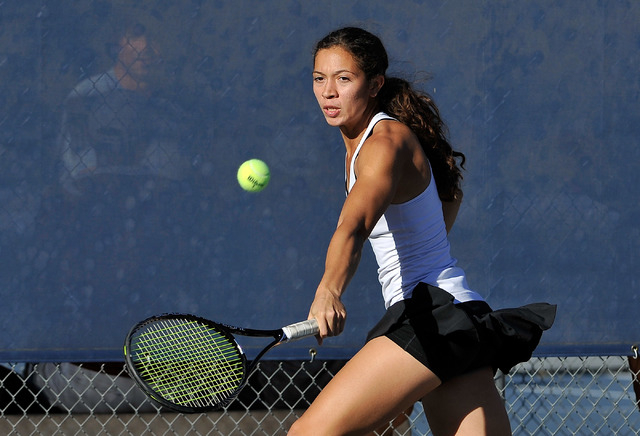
[314, 27, 465, 201]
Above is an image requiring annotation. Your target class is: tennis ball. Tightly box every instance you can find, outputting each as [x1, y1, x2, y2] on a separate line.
[237, 159, 270, 192]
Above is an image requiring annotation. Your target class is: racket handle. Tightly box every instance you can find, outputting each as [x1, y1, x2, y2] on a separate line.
[282, 319, 319, 341]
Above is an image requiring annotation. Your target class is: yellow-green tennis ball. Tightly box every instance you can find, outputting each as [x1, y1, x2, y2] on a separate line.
[237, 159, 270, 192]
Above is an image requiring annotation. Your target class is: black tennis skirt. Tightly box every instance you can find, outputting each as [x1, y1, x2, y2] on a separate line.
[366, 283, 557, 382]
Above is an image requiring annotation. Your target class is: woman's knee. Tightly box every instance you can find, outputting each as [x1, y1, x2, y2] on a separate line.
[288, 415, 341, 436]
[286, 418, 305, 436]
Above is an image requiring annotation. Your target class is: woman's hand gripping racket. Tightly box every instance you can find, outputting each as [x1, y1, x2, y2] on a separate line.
[124, 314, 319, 413]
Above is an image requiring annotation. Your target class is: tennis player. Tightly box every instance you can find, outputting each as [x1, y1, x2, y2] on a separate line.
[287, 27, 556, 436]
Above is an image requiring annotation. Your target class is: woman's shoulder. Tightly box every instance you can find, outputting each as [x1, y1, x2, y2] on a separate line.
[370, 117, 417, 148]
[357, 120, 418, 173]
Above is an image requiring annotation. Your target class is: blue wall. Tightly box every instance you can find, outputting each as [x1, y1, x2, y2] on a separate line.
[0, 0, 638, 360]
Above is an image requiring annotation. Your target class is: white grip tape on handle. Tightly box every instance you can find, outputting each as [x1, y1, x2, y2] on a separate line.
[282, 319, 319, 341]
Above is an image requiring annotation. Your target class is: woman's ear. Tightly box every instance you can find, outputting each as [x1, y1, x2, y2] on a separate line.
[370, 75, 385, 98]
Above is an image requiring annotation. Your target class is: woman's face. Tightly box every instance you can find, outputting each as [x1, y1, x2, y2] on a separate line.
[313, 46, 380, 134]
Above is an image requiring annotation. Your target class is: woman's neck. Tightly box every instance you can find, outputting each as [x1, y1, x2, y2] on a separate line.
[340, 106, 381, 153]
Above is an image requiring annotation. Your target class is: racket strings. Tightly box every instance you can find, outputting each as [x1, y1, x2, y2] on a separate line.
[134, 322, 242, 406]
[130, 319, 245, 408]
[139, 331, 238, 402]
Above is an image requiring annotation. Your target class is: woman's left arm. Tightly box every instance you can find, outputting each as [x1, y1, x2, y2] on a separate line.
[442, 188, 463, 233]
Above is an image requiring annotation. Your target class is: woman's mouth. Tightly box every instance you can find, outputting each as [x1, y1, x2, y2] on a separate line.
[323, 106, 340, 117]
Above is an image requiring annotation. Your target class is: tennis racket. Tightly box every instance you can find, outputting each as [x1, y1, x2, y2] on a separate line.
[124, 314, 319, 413]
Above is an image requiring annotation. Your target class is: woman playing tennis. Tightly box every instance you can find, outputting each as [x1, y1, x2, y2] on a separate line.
[287, 27, 555, 436]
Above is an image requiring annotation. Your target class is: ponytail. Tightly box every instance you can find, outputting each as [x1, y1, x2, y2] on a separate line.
[379, 77, 465, 201]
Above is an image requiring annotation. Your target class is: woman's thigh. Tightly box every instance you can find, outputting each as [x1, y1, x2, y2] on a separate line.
[421, 367, 511, 436]
[288, 336, 441, 436]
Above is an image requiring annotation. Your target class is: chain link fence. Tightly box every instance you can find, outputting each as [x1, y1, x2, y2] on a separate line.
[1, 356, 639, 435]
